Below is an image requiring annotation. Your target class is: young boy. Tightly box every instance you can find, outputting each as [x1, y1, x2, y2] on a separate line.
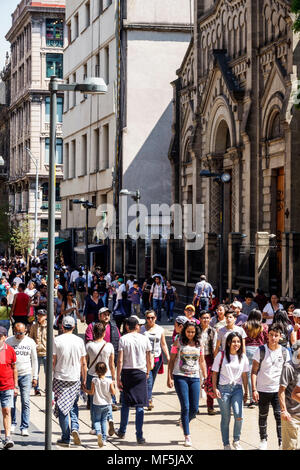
[128, 281, 143, 317]
[214, 310, 247, 356]
[251, 325, 289, 450]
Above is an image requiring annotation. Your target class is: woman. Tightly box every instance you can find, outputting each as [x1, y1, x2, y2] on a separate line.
[7, 281, 18, 307]
[163, 280, 178, 322]
[85, 322, 116, 437]
[262, 293, 283, 325]
[60, 291, 82, 335]
[141, 278, 153, 314]
[83, 289, 104, 325]
[168, 321, 207, 447]
[242, 309, 268, 408]
[272, 310, 295, 351]
[0, 297, 11, 333]
[25, 281, 39, 329]
[212, 332, 249, 450]
[199, 310, 217, 415]
[140, 310, 170, 410]
[210, 304, 227, 331]
[292, 309, 300, 340]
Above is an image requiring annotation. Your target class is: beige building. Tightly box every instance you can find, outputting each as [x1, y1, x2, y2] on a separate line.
[61, 0, 192, 275]
[6, 0, 66, 254]
[168, 0, 300, 302]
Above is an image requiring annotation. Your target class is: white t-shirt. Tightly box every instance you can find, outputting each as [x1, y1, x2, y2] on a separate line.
[116, 284, 126, 301]
[70, 270, 79, 285]
[86, 340, 114, 377]
[253, 345, 289, 393]
[263, 303, 284, 325]
[53, 333, 86, 382]
[173, 343, 202, 378]
[140, 324, 163, 358]
[212, 352, 249, 386]
[7, 287, 18, 305]
[6, 335, 38, 379]
[92, 376, 112, 406]
[13, 277, 23, 286]
[118, 332, 152, 373]
[217, 325, 247, 351]
[25, 288, 37, 298]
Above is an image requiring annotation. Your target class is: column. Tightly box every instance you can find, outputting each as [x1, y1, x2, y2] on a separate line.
[228, 233, 243, 301]
[255, 232, 270, 293]
[291, 233, 300, 301]
[281, 232, 289, 299]
[205, 233, 218, 288]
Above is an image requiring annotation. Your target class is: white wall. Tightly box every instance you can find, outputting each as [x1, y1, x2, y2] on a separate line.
[126, 0, 193, 25]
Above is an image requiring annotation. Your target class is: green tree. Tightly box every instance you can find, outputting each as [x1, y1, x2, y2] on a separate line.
[10, 217, 32, 258]
[292, 0, 300, 32]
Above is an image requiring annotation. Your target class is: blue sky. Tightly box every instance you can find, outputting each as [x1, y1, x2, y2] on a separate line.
[0, 0, 21, 71]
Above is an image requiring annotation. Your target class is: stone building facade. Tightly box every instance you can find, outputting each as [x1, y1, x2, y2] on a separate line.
[6, 0, 66, 254]
[168, 0, 300, 302]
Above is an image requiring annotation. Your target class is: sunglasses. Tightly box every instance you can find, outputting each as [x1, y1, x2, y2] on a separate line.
[146, 316, 155, 320]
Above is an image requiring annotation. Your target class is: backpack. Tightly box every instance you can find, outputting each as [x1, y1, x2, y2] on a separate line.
[77, 278, 86, 292]
[257, 344, 288, 373]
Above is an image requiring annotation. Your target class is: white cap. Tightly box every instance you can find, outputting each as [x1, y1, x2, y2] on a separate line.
[62, 316, 75, 328]
[232, 301, 242, 310]
[293, 309, 300, 318]
[130, 315, 146, 325]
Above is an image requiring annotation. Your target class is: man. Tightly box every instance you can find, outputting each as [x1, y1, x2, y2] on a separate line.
[53, 316, 87, 447]
[193, 274, 213, 314]
[242, 292, 259, 317]
[10, 283, 31, 326]
[74, 271, 87, 312]
[13, 272, 23, 287]
[231, 301, 248, 326]
[38, 284, 48, 310]
[214, 309, 247, 356]
[0, 278, 8, 301]
[29, 309, 47, 396]
[69, 267, 79, 292]
[0, 326, 18, 449]
[128, 281, 143, 317]
[6, 322, 38, 436]
[279, 340, 300, 450]
[149, 276, 164, 321]
[116, 316, 152, 444]
[251, 324, 289, 450]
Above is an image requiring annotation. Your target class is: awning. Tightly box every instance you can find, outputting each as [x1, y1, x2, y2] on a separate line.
[37, 237, 68, 250]
[74, 244, 108, 255]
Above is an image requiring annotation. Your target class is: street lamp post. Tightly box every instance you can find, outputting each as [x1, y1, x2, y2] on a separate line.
[25, 147, 39, 259]
[200, 170, 231, 304]
[73, 199, 95, 288]
[46, 75, 107, 450]
[120, 189, 141, 281]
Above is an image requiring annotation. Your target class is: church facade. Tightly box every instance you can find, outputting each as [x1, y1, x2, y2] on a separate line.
[166, 0, 300, 302]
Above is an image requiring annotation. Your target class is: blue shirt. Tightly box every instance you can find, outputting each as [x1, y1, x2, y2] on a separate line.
[194, 281, 213, 298]
[128, 287, 142, 304]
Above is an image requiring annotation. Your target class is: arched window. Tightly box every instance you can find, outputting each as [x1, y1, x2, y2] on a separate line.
[268, 113, 281, 140]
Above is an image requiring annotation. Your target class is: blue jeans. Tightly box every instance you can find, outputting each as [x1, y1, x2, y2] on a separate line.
[100, 293, 108, 307]
[153, 299, 162, 320]
[11, 374, 32, 430]
[200, 297, 209, 311]
[0, 320, 10, 335]
[174, 375, 200, 436]
[35, 356, 47, 392]
[93, 405, 109, 441]
[58, 396, 79, 443]
[166, 301, 175, 320]
[147, 356, 163, 401]
[246, 346, 258, 401]
[119, 404, 144, 440]
[87, 374, 113, 430]
[217, 384, 244, 446]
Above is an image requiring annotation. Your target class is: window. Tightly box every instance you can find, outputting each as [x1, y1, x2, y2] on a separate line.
[100, 0, 112, 14]
[101, 124, 109, 169]
[85, 1, 91, 28]
[104, 46, 109, 84]
[71, 139, 76, 177]
[95, 53, 100, 77]
[69, 199, 73, 211]
[46, 19, 64, 47]
[41, 219, 48, 232]
[81, 133, 88, 175]
[93, 127, 100, 171]
[64, 142, 69, 179]
[45, 96, 63, 123]
[74, 13, 79, 39]
[46, 54, 63, 79]
[55, 219, 61, 233]
[45, 138, 63, 164]
[67, 22, 72, 44]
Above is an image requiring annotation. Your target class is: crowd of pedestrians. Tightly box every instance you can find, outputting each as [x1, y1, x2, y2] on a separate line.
[1, 255, 300, 450]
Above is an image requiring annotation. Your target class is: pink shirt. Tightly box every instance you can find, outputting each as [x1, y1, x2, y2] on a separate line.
[85, 322, 120, 344]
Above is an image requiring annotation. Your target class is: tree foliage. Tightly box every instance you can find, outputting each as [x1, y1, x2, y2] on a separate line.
[10, 217, 32, 257]
[292, 0, 300, 32]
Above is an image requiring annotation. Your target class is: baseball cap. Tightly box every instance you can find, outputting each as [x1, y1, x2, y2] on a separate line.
[99, 307, 110, 315]
[118, 278, 124, 283]
[62, 316, 75, 329]
[232, 301, 242, 309]
[184, 304, 195, 312]
[293, 309, 300, 318]
[37, 309, 47, 316]
[175, 316, 189, 325]
[126, 315, 146, 327]
[0, 326, 8, 337]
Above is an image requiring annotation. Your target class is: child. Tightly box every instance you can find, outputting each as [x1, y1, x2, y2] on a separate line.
[128, 281, 143, 317]
[84, 361, 116, 447]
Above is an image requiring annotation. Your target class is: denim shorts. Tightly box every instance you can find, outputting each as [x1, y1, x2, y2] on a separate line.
[0, 389, 14, 408]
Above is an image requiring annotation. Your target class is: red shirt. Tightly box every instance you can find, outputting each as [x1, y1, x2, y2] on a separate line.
[0, 343, 16, 391]
[13, 292, 30, 316]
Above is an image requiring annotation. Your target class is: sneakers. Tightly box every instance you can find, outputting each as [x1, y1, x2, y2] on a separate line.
[2, 438, 14, 449]
[112, 404, 119, 411]
[224, 444, 232, 450]
[71, 429, 81, 446]
[207, 408, 217, 415]
[184, 435, 192, 447]
[10, 425, 15, 434]
[147, 400, 154, 411]
[89, 429, 96, 435]
[115, 429, 125, 439]
[108, 420, 115, 437]
[56, 439, 70, 447]
[98, 434, 104, 448]
[137, 437, 146, 445]
[21, 429, 29, 437]
[35, 390, 42, 396]
[259, 439, 268, 450]
[103, 441, 107, 446]
[232, 441, 243, 450]
[247, 401, 256, 409]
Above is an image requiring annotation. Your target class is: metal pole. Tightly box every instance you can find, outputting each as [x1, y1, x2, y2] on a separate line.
[136, 191, 140, 283]
[45, 75, 57, 450]
[219, 182, 224, 303]
[86, 204, 89, 287]
[34, 160, 38, 259]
